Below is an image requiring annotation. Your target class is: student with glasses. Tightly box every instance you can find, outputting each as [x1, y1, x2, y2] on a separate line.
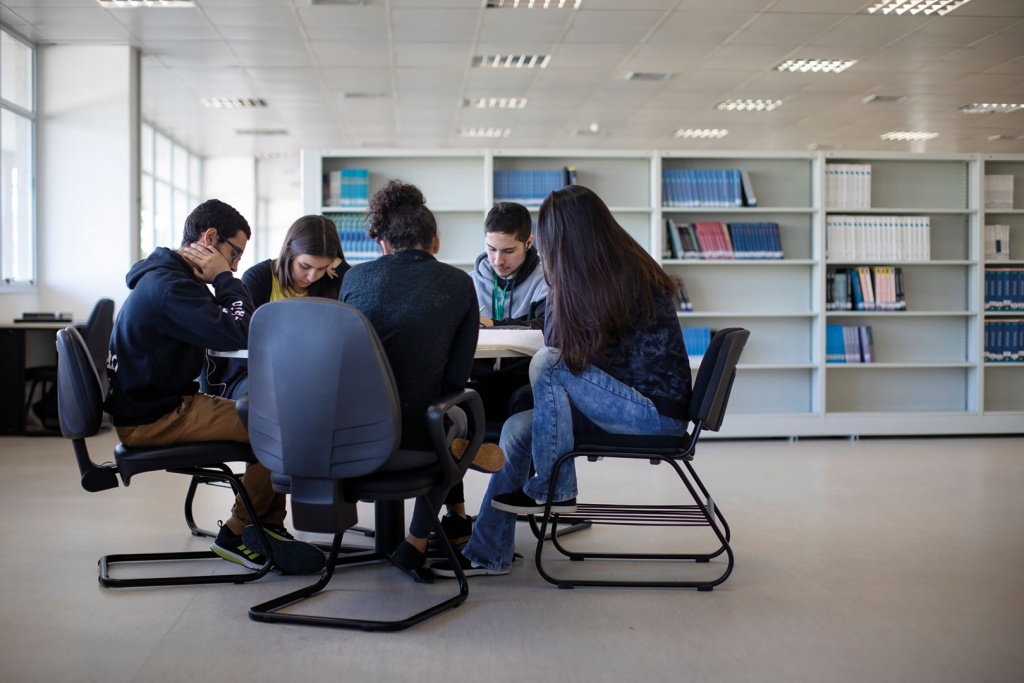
[105, 199, 326, 576]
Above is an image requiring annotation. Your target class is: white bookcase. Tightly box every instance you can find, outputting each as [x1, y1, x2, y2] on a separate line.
[301, 148, 1024, 438]
[980, 154, 1024, 417]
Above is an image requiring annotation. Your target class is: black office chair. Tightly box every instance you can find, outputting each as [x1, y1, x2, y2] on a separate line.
[244, 298, 484, 632]
[532, 327, 749, 591]
[55, 325, 274, 588]
[26, 298, 114, 432]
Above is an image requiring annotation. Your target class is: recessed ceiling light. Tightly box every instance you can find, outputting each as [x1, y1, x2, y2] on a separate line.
[776, 59, 857, 74]
[235, 129, 288, 136]
[674, 128, 729, 139]
[473, 55, 550, 69]
[807, 143, 840, 151]
[862, 94, 908, 104]
[959, 103, 1024, 114]
[715, 99, 782, 112]
[987, 134, 1024, 141]
[486, 0, 581, 7]
[201, 97, 267, 109]
[625, 71, 672, 82]
[881, 131, 938, 141]
[97, 0, 195, 6]
[866, 0, 973, 15]
[464, 97, 528, 109]
[257, 151, 300, 159]
[458, 127, 511, 138]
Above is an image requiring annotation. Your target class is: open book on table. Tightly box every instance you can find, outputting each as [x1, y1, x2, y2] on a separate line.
[476, 327, 545, 356]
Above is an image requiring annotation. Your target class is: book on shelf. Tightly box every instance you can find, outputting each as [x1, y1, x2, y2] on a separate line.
[330, 213, 382, 263]
[984, 318, 1024, 362]
[826, 215, 930, 261]
[829, 265, 905, 312]
[661, 168, 756, 208]
[826, 267, 852, 311]
[826, 324, 875, 363]
[494, 167, 577, 205]
[984, 175, 1015, 210]
[681, 326, 712, 366]
[323, 169, 370, 208]
[985, 224, 1011, 261]
[825, 163, 872, 209]
[984, 267, 1024, 311]
[669, 274, 693, 312]
[666, 218, 685, 259]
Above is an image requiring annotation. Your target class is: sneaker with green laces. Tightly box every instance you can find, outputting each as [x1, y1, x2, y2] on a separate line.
[241, 524, 326, 575]
[211, 525, 267, 570]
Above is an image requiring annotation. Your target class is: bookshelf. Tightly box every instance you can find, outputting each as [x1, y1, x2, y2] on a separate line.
[301, 148, 1024, 438]
[981, 155, 1024, 416]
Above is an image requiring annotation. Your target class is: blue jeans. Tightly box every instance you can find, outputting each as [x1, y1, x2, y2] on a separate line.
[463, 347, 686, 571]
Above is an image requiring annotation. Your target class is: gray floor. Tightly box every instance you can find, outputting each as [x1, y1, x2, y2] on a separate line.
[2, 431, 1023, 682]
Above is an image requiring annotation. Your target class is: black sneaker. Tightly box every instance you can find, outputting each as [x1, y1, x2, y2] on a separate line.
[241, 524, 326, 575]
[431, 552, 508, 578]
[491, 487, 577, 515]
[389, 540, 433, 583]
[211, 525, 266, 570]
[441, 512, 473, 547]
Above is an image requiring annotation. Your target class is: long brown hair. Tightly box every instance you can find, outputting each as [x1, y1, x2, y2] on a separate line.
[537, 185, 676, 373]
[273, 215, 345, 299]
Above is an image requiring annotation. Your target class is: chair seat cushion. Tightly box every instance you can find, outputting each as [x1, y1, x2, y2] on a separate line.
[573, 432, 693, 457]
[114, 441, 255, 484]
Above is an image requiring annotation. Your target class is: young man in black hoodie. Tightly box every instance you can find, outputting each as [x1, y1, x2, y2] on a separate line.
[104, 199, 324, 575]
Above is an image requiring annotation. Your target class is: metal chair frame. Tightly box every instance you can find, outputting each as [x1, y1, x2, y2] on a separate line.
[531, 327, 749, 591]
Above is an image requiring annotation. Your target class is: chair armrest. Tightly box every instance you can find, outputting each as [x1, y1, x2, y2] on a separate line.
[235, 393, 249, 431]
[426, 388, 485, 489]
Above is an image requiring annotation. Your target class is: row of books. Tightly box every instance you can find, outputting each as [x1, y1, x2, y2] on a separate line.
[825, 215, 931, 261]
[984, 174, 1015, 210]
[670, 275, 693, 312]
[493, 168, 576, 206]
[661, 168, 757, 208]
[330, 214, 382, 263]
[682, 326, 712, 360]
[323, 169, 370, 208]
[826, 324, 875, 363]
[985, 224, 1012, 261]
[825, 163, 872, 209]
[827, 266, 906, 312]
[984, 319, 1024, 362]
[984, 267, 1024, 311]
[665, 219, 783, 260]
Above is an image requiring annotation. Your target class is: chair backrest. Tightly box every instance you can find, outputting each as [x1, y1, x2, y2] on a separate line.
[56, 326, 105, 440]
[83, 298, 115, 379]
[247, 298, 402, 481]
[688, 327, 749, 433]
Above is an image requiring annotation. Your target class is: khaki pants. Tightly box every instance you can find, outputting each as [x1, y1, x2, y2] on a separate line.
[116, 394, 285, 535]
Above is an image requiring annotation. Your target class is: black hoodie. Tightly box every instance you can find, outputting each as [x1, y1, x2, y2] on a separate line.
[104, 247, 254, 426]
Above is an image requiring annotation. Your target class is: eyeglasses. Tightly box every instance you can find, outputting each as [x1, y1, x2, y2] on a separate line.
[218, 236, 244, 264]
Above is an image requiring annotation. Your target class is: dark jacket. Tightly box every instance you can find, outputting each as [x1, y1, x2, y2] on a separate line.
[105, 247, 254, 426]
[342, 250, 478, 450]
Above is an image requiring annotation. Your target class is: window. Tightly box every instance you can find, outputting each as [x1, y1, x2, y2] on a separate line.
[1, 27, 35, 288]
[139, 123, 202, 259]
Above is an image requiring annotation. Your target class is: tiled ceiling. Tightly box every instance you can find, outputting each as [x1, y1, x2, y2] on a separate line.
[2, 0, 1024, 158]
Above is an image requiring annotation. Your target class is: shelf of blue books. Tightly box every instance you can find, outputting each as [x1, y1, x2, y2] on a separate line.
[661, 153, 816, 209]
[824, 313, 975, 365]
[492, 152, 651, 208]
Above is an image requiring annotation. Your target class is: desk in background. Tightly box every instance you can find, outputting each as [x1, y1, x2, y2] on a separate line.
[0, 321, 82, 435]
